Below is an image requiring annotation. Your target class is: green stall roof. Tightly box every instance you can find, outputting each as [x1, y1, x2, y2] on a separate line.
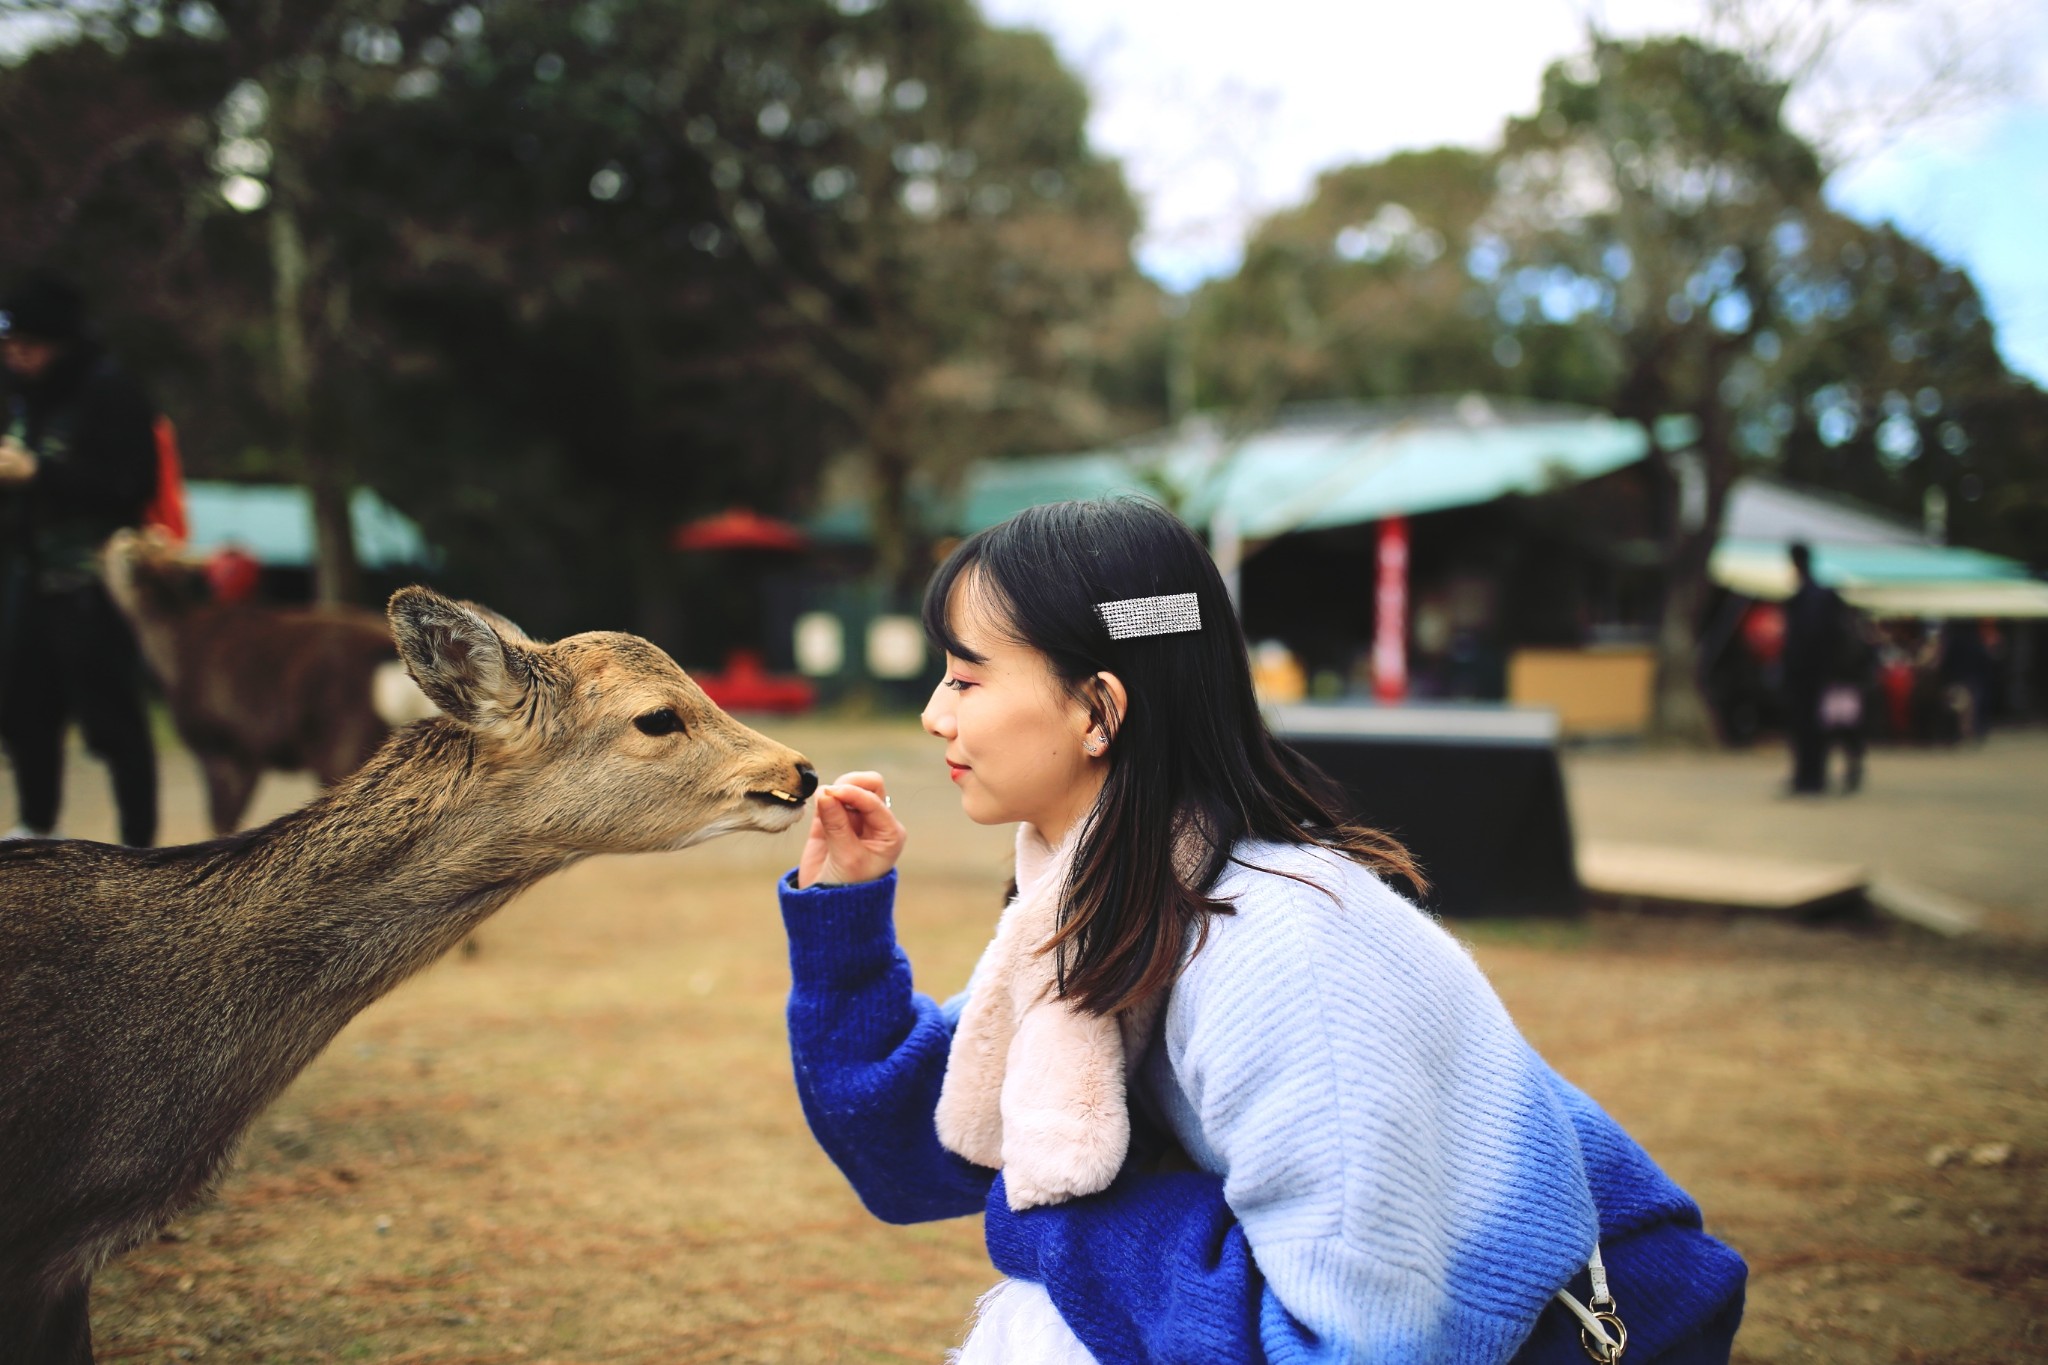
[184, 482, 435, 569]
[957, 402, 1653, 538]
[1712, 539, 2048, 618]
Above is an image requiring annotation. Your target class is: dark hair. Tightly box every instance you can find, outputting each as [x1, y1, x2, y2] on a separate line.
[1788, 541, 1813, 578]
[0, 269, 86, 344]
[922, 497, 1421, 1015]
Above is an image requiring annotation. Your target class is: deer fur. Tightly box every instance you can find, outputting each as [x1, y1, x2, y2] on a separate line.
[0, 587, 817, 1364]
[100, 529, 436, 835]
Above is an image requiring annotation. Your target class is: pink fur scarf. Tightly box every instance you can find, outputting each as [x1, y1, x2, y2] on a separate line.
[935, 823, 1164, 1212]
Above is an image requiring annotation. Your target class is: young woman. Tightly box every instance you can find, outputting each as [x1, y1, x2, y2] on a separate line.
[775, 498, 1745, 1363]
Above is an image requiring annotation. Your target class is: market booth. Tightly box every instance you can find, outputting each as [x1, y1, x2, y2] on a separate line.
[1705, 482, 2048, 737]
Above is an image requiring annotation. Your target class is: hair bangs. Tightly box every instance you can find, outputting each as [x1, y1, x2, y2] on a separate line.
[920, 544, 1021, 666]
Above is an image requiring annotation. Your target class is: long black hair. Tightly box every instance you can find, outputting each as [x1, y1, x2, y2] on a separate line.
[922, 497, 1421, 1015]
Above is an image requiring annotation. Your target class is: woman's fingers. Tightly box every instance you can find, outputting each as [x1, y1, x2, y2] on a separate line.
[824, 781, 904, 846]
[785, 761, 910, 887]
[831, 770, 889, 801]
[831, 773, 891, 838]
[826, 781, 887, 814]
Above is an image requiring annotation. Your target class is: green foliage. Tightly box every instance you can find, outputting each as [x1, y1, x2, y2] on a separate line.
[1769, 220, 2048, 565]
[0, 0, 1161, 639]
[1188, 147, 1528, 410]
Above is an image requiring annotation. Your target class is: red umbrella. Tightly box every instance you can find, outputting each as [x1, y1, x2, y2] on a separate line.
[670, 508, 809, 553]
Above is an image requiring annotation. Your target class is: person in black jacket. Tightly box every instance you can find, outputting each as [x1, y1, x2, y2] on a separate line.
[0, 270, 158, 844]
[1779, 541, 1867, 796]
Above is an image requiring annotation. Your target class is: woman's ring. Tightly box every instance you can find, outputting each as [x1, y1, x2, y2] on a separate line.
[883, 796, 892, 809]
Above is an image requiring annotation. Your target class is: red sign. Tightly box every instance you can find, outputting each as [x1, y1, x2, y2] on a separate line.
[1374, 516, 1408, 702]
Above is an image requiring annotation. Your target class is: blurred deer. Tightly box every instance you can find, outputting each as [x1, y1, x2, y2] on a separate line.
[0, 588, 817, 1364]
[100, 529, 438, 834]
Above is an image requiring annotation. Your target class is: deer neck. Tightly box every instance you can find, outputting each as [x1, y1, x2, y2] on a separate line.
[109, 586, 185, 688]
[207, 723, 579, 1026]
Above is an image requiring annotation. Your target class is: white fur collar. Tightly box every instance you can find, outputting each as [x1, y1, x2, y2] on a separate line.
[934, 822, 1163, 1211]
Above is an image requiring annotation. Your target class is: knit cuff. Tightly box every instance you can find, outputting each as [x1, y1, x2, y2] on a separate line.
[778, 867, 902, 989]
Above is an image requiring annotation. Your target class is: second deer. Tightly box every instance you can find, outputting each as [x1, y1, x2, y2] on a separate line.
[101, 529, 439, 835]
[0, 588, 818, 1364]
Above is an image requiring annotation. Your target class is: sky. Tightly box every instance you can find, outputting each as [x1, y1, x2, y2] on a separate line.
[979, 0, 2048, 386]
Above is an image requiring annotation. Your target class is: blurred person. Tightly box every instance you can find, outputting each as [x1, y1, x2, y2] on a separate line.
[774, 498, 1745, 1363]
[1779, 541, 1861, 794]
[1817, 611, 1873, 794]
[1876, 625, 1918, 741]
[0, 269, 159, 844]
[1939, 617, 1998, 742]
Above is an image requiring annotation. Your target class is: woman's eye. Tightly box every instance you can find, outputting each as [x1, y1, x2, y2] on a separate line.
[634, 708, 684, 736]
[944, 676, 975, 693]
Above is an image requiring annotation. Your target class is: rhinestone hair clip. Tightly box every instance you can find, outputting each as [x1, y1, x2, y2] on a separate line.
[1096, 592, 1201, 641]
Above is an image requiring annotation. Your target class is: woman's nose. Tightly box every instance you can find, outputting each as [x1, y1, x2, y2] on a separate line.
[921, 685, 954, 738]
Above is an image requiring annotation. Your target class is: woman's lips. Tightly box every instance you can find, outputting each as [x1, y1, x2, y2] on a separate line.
[947, 761, 970, 783]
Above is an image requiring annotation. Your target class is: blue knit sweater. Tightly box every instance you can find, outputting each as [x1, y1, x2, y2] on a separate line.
[779, 848, 1745, 1364]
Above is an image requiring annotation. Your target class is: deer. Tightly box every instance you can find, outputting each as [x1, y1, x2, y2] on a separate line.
[100, 528, 439, 835]
[0, 587, 819, 1364]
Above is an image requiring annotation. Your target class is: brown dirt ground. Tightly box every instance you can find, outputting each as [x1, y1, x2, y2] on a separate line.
[25, 719, 2047, 1363]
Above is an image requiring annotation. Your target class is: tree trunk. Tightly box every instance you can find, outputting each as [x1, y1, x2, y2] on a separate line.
[1649, 553, 1719, 745]
[870, 442, 913, 593]
[631, 524, 684, 660]
[866, 376, 918, 593]
[1646, 404, 1735, 746]
[268, 137, 359, 606]
[305, 454, 359, 607]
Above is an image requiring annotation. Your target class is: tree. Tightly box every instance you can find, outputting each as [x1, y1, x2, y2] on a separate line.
[1765, 216, 2048, 567]
[1, 0, 478, 603]
[1187, 148, 1532, 413]
[322, 0, 1159, 626]
[1489, 37, 1830, 740]
[1, 0, 1160, 639]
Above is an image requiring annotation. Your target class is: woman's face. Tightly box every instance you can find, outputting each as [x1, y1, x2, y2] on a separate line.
[920, 575, 1105, 842]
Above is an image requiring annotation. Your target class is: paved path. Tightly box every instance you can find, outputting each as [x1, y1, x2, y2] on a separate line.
[1561, 731, 2048, 940]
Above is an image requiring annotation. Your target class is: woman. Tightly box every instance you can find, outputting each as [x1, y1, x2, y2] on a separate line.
[776, 498, 1745, 1363]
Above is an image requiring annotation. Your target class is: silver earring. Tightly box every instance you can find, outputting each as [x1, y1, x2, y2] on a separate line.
[1084, 732, 1107, 756]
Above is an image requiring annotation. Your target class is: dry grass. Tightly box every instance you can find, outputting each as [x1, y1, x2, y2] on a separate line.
[51, 721, 2048, 1362]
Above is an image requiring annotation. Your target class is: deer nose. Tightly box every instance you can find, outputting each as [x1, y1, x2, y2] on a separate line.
[796, 766, 819, 800]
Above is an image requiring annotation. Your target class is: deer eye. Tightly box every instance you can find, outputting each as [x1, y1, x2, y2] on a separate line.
[633, 708, 685, 737]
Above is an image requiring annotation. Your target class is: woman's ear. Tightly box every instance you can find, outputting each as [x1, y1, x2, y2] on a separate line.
[1090, 672, 1130, 740]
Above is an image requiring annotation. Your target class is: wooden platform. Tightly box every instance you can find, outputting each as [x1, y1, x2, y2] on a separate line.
[1577, 840, 1868, 917]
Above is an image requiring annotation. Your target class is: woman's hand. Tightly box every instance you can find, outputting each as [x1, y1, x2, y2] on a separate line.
[796, 771, 907, 888]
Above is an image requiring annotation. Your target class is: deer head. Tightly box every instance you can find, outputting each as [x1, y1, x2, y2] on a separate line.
[388, 587, 816, 854]
[101, 527, 207, 621]
[101, 528, 212, 687]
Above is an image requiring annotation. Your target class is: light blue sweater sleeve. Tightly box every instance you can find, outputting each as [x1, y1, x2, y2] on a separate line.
[1149, 844, 1602, 1363]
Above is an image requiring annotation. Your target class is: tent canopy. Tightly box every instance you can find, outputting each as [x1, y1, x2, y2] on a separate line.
[962, 400, 1651, 538]
[1711, 539, 2048, 618]
[184, 482, 434, 569]
[824, 405, 2048, 622]
[1712, 482, 2048, 618]
[672, 507, 809, 552]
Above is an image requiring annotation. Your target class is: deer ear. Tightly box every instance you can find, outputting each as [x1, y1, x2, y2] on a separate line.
[453, 600, 539, 647]
[388, 587, 536, 730]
